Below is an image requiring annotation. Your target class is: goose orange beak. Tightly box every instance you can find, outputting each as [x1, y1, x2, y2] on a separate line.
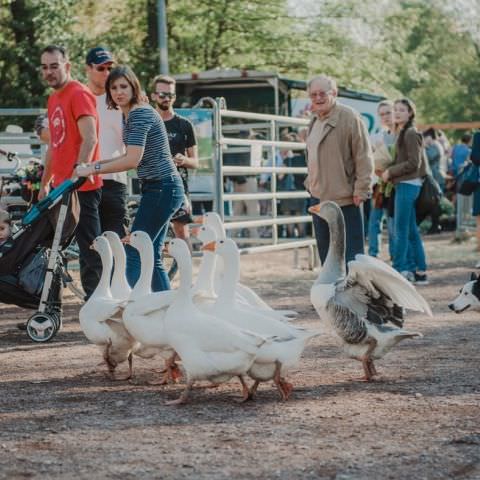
[201, 241, 216, 252]
[308, 204, 321, 214]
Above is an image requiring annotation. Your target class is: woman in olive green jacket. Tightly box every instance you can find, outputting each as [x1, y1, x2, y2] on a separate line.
[382, 98, 429, 285]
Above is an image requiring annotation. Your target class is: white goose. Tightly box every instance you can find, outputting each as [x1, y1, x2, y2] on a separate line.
[309, 201, 431, 381]
[191, 224, 218, 302]
[103, 231, 168, 364]
[203, 238, 320, 400]
[121, 231, 179, 383]
[79, 236, 135, 379]
[102, 231, 131, 300]
[163, 238, 270, 405]
[202, 212, 298, 320]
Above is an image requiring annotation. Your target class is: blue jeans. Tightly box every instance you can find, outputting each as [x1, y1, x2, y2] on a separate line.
[367, 206, 394, 258]
[126, 174, 184, 292]
[310, 198, 364, 265]
[393, 183, 427, 273]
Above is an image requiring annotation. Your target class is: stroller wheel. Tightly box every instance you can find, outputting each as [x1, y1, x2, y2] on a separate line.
[51, 311, 62, 332]
[26, 313, 57, 342]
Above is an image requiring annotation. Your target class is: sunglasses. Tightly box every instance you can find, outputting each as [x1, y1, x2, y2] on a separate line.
[156, 92, 175, 99]
[94, 65, 113, 72]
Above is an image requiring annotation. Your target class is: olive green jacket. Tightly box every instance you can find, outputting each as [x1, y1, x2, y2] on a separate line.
[387, 126, 428, 183]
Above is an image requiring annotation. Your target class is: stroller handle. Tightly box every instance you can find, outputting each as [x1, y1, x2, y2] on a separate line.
[22, 177, 87, 227]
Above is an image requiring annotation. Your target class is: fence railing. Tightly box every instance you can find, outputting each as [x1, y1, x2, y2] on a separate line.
[212, 98, 317, 266]
[0, 103, 319, 268]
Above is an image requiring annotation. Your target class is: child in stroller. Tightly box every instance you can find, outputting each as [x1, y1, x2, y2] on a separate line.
[0, 178, 83, 342]
[0, 209, 12, 245]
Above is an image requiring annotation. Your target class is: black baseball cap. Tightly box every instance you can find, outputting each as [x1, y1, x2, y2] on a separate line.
[86, 47, 113, 65]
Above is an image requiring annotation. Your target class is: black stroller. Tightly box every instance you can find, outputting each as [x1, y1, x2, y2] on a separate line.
[0, 178, 83, 342]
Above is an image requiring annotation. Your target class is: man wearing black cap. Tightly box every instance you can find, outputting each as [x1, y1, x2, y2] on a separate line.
[85, 46, 128, 238]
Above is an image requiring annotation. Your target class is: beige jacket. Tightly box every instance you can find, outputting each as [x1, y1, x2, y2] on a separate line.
[305, 103, 373, 206]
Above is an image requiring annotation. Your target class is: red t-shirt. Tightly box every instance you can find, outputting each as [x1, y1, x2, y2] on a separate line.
[47, 80, 102, 191]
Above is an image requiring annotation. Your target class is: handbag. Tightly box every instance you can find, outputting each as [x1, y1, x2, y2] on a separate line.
[416, 174, 442, 223]
[456, 162, 479, 196]
[18, 247, 49, 295]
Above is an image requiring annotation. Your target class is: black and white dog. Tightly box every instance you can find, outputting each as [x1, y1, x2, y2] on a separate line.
[448, 273, 480, 313]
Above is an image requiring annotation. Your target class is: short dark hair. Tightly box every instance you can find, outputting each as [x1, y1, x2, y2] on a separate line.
[152, 74, 176, 91]
[41, 45, 68, 61]
[423, 127, 437, 139]
[105, 65, 142, 110]
[461, 133, 472, 144]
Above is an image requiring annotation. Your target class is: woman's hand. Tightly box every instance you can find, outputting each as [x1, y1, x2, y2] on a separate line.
[381, 170, 390, 182]
[75, 163, 93, 178]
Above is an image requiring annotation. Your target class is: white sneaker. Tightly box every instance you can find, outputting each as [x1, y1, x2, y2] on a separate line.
[400, 271, 415, 283]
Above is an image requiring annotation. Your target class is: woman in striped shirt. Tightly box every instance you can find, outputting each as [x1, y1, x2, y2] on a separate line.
[75, 65, 184, 292]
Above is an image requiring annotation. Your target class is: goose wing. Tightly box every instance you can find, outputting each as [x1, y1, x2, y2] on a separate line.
[81, 297, 126, 324]
[335, 255, 432, 325]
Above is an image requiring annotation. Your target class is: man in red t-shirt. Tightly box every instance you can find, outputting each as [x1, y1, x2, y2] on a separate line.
[39, 45, 103, 299]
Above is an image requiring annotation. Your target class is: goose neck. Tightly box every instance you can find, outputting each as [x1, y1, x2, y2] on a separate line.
[96, 249, 113, 296]
[216, 250, 238, 304]
[130, 242, 153, 297]
[322, 209, 346, 279]
[193, 251, 216, 296]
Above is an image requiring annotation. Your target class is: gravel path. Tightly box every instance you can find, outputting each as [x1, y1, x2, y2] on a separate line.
[1, 234, 479, 479]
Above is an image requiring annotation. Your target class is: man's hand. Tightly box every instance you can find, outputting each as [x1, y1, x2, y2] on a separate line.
[38, 184, 50, 201]
[381, 170, 390, 182]
[353, 195, 363, 207]
[173, 153, 187, 167]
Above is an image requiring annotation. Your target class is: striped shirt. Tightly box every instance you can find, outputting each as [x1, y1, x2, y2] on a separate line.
[123, 106, 177, 179]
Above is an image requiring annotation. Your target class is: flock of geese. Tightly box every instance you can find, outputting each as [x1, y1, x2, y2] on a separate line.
[79, 202, 432, 405]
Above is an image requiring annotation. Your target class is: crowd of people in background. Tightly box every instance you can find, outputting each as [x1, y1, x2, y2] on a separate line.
[3, 47, 478, 299]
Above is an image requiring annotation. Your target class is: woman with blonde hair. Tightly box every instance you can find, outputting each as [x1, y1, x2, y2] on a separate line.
[381, 98, 429, 285]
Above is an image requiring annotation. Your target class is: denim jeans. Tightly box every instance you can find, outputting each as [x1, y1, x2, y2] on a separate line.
[392, 182, 427, 273]
[77, 189, 103, 299]
[126, 174, 184, 292]
[100, 180, 129, 238]
[310, 198, 364, 265]
[367, 206, 394, 258]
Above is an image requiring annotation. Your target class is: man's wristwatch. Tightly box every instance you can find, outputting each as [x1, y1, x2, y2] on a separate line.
[93, 163, 101, 173]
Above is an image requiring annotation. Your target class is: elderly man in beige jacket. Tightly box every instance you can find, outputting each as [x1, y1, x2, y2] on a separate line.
[306, 75, 373, 264]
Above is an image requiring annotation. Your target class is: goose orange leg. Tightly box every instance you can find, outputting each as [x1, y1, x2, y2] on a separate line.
[165, 380, 194, 406]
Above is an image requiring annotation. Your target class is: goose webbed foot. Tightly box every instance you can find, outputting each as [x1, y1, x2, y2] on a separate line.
[360, 338, 378, 382]
[273, 361, 290, 401]
[165, 380, 194, 406]
[279, 378, 293, 399]
[246, 380, 260, 401]
[361, 359, 375, 382]
[237, 376, 254, 402]
[148, 354, 183, 385]
[103, 340, 118, 380]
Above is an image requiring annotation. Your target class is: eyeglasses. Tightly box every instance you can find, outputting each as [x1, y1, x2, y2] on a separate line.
[94, 65, 113, 72]
[309, 90, 333, 99]
[156, 92, 175, 99]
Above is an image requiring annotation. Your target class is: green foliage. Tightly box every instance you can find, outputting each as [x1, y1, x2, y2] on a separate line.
[0, 0, 479, 137]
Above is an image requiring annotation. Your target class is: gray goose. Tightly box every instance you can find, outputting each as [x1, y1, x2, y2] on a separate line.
[309, 201, 432, 380]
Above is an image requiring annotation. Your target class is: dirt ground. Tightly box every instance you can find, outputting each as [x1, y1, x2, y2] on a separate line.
[1, 233, 479, 480]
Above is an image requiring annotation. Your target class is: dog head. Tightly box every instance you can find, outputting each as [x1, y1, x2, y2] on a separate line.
[448, 272, 480, 313]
